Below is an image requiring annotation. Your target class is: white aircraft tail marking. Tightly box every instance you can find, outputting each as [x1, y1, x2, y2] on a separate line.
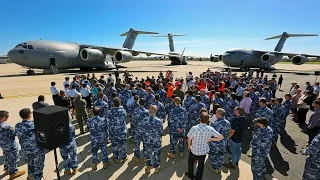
[121, 28, 159, 49]
[265, 32, 318, 52]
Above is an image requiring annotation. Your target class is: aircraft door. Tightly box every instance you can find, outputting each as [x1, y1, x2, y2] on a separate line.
[49, 57, 56, 66]
[49, 57, 59, 74]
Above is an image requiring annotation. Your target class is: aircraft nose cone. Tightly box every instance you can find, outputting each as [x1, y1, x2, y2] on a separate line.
[7, 49, 15, 61]
[221, 54, 230, 65]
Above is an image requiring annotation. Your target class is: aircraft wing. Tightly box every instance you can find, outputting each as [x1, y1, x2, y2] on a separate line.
[82, 45, 180, 57]
[275, 52, 320, 58]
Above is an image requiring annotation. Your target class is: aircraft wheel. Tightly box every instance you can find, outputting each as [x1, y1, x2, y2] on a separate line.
[182, 62, 187, 65]
[27, 70, 35, 75]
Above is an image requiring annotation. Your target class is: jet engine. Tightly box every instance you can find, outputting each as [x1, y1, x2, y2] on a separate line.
[80, 48, 104, 61]
[261, 53, 276, 63]
[292, 55, 307, 65]
[114, 51, 133, 63]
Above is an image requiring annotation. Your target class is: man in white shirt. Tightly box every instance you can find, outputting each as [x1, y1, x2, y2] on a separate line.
[50, 81, 59, 103]
[185, 112, 223, 180]
[63, 77, 70, 88]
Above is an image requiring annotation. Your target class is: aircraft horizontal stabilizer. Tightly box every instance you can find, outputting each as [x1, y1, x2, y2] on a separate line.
[151, 34, 188, 37]
[120, 28, 158, 36]
[265, 32, 318, 40]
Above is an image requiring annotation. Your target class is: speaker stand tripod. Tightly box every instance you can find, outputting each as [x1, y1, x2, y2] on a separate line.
[54, 148, 61, 180]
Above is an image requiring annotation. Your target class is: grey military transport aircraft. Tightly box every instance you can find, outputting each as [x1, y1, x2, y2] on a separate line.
[218, 32, 320, 70]
[7, 28, 181, 75]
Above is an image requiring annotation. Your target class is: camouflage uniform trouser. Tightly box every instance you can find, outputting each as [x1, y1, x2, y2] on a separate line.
[3, 149, 19, 175]
[133, 129, 144, 158]
[59, 142, 78, 170]
[24, 151, 45, 180]
[209, 146, 226, 170]
[91, 141, 109, 164]
[271, 125, 280, 144]
[111, 138, 127, 160]
[302, 157, 320, 180]
[169, 132, 185, 154]
[251, 154, 267, 180]
[144, 144, 162, 168]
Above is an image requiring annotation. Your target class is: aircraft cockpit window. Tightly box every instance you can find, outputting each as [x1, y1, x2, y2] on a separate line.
[22, 45, 27, 49]
[27, 45, 34, 49]
[15, 44, 23, 48]
[226, 51, 230, 53]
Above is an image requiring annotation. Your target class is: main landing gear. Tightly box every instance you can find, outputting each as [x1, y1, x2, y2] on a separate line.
[27, 69, 35, 75]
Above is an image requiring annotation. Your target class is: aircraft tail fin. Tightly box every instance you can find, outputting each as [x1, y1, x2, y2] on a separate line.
[151, 33, 188, 52]
[121, 28, 159, 49]
[265, 32, 318, 52]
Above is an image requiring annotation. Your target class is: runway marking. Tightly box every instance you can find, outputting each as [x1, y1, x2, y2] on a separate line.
[4, 93, 51, 99]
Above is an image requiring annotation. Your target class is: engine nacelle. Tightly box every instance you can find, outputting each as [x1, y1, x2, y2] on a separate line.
[114, 51, 133, 63]
[80, 48, 104, 61]
[292, 55, 307, 65]
[261, 53, 276, 63]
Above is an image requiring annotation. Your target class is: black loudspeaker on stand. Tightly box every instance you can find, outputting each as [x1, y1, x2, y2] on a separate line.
[33, 105, 70, 180]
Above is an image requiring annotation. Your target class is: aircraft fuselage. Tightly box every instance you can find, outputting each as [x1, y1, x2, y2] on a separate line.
[221, 48, 283, 69]
[7, 40, 114, 70]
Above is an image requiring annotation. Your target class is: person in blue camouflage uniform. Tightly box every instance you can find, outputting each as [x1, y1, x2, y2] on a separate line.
[105, 82, 117, 99]
[200, 89, 211, 110]
[120, 84, 132, 111]
[93, 93, 109, 118]
[131, 98, 150, 163]
[166, 94, 176, 118]
[152, 94, 166, 121]
[257, 84, 264, 96]
[128, 95, 140, 138]
[92, 87, 108, 103]
[86, 107, 110, 170]
[145, 87, 155, 109]
[271, 98, 286, 146]
[223, 93, 240, 122]
[167, 97, 188, 159]
[15, 108, 45, 180]
[107, 92, 117, 110]
[262, 87, 272, 102]
[222, 89, 230, 107]
[213, 92, 224, 108]
[0, 110, 25, 179]
[156, 84, 167, 105]
[136, 83, 147, 99]
[254, 98, 273, 124]
[59, 121, 79, 175]
[301, 133, 320, 180]
[250, 117, 273, 180]
[281, 94, 292, 132]
[106, 98, 128, 163]
[208, 108, 231, 173]
[187, 95, 206, 135]
[142, 105, 163, 174]
[249, 87, 260, 116]
[184, 90, 195, 112]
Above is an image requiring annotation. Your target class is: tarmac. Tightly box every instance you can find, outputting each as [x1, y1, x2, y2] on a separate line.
[0, 61, 319, 180]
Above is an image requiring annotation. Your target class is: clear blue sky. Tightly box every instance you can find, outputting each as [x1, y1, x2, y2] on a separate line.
[1, 0, 320, 56]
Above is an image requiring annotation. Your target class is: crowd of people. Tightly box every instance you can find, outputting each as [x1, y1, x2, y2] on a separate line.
[1, 69, 320, 180]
